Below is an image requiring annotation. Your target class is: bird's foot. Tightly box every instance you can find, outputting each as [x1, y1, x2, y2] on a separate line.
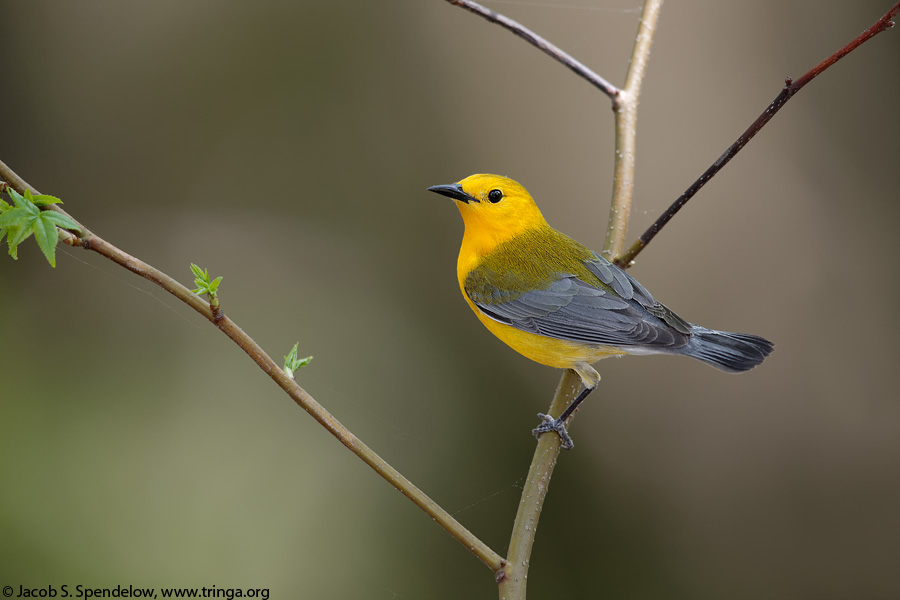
[532, 413, 574, 450]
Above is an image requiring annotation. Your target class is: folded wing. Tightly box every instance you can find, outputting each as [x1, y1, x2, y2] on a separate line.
[467, 254, 694, 352]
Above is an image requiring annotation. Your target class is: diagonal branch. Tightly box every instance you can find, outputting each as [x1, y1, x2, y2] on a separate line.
[614, 1, 900, 268]
[0, 157, 506, 575]
[444, 0, 621, 100]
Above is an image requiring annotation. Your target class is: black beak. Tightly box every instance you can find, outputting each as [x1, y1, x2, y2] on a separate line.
[427, 183, 480, 203]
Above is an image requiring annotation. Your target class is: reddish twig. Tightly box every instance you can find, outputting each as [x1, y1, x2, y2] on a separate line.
[615, 1, 899, 267]
[444, 0, 621, 100]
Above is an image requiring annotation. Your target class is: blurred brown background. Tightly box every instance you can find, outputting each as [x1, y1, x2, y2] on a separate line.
[2, 1, 898, 598]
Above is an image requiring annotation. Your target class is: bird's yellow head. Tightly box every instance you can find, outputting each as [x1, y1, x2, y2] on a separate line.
[427, 174, 548, 251]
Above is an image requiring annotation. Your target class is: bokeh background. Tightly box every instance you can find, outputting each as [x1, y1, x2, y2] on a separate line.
[2, 1, 898, 598]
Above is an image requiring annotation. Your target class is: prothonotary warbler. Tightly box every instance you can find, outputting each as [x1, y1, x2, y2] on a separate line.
[428, 174, 773, 449]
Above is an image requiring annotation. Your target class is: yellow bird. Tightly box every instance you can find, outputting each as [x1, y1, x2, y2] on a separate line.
[428, 174, 773, 448]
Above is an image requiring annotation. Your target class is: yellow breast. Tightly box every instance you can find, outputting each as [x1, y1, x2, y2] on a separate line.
[457, 259, 625, 372]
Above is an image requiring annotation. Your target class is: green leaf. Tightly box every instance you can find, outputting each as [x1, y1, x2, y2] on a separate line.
[0, 206, 32, 229]
[33, 213, 60, 267]
[7, 225, 28, 259]
[31, 194, 63, 206]
[8, 189, 38, 215]
[0, 187, 77, 266]
[41, 210, 82, 234]
[6, 218, 34, 248]
[32, 225, 52, 266]
[189, 263, 222, 300]
[283, 342, 313, 378]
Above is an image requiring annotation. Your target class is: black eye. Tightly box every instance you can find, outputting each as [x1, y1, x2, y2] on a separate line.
[488, 189, 503, 203]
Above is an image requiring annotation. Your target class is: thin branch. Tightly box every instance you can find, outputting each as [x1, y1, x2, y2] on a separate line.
[0, 157, 506, 575]
[614, 1, 900, 268]
[0, 159, 94, 240]
[444, 0, 621, 100]
[604, 0, 663, 258]
[497, 369, 581, 597]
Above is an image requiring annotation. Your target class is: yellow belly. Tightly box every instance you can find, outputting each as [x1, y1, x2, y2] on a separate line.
[463, 295, 626, 370]
[455, 232, 623, 387]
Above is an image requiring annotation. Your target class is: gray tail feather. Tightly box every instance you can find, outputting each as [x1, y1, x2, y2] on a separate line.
[681, 327, 774, 373]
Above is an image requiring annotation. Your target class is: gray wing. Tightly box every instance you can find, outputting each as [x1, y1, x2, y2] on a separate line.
[469, 256, 693, 351]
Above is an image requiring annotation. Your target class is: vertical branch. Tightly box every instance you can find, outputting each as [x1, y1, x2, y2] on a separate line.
[604, 0, 664, 258]
[502, 4, 663, 598]
[497, 370, 582, 598]
[439, 3, 666, 599]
